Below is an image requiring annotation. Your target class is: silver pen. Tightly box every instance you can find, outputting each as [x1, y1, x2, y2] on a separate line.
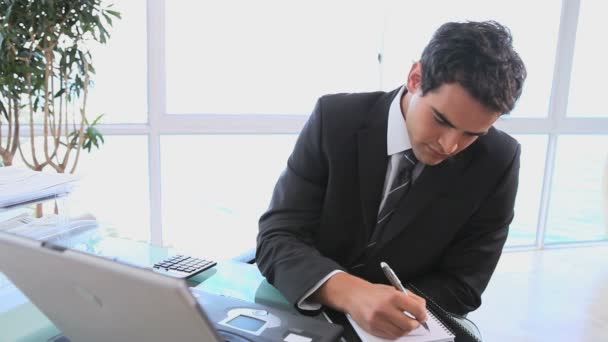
[380, 262, 430, 332]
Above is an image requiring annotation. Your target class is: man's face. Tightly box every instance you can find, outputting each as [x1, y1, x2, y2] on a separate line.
[402, 67, 500, 166]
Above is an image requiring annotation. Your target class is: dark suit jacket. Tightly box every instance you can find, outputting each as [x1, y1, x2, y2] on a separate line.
[256, 88, 520, 315]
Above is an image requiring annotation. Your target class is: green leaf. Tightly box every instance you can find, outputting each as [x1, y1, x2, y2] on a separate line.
[0, 100, 7, 120]
[102, 12, 112, 26]
[91, 113, 104, 125]
[77, 50, 85, 64]
[54, 88, 65, 98]
[106, 10, 121, 19]
[87, 126, 100, 137]
[68, 130, 79, 146]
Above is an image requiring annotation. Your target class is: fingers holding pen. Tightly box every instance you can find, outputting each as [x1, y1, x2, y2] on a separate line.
[380, 262, 429, 328]
[394, 290, 428, 323]
[349, 284, 426, 338]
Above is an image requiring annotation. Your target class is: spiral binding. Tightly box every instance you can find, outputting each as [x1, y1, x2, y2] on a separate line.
[407, 283, 483, 342]
[427, 309, 454, 337]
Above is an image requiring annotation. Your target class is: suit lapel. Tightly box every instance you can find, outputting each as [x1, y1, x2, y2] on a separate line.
[356, 89, 400, 239]
[357, 127, 388, 239]
[373, 148, 473, 251]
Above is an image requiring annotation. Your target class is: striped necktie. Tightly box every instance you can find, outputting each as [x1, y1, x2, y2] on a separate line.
[375, 149, 418, 232]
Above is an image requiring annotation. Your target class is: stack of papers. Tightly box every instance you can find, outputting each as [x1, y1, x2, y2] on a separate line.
[0, 166, 78, 208]
[0, 212, 98, 242]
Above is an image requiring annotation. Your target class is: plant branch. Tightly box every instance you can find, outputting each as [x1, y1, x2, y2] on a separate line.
[50, 62, 57, 138]
[63, 72, 68, 143]
[10, 100, 19, 159]
[43, 48, 59, 171]
[0, 117, 4, 158]
[0, 105, 3, 146]
[17, 140, 36, 170]
[5, 100, 11, 149]
[25, 69, 40, 169]
[68, 59, 89, 174]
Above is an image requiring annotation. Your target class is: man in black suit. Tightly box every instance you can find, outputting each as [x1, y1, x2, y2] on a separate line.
[257, 21, 526, 339]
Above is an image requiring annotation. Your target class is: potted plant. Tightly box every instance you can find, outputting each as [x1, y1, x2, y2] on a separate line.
[0, 0, 120, 173]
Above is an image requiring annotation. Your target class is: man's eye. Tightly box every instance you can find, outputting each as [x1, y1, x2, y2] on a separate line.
[434, 116, 448, 126]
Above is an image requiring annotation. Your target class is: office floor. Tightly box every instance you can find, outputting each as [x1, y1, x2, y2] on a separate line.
[468, 244, 608, 342]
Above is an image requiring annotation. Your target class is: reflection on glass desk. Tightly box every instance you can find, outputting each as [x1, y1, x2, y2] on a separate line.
[0, 227, 293, 342]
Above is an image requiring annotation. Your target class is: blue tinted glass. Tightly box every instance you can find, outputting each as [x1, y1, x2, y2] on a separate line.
[546, 135, 608, 243]
[506, 135, 547, 246]
[161, 135, 297, 260]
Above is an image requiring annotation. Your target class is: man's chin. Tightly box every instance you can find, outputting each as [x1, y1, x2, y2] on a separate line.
[425, 159, 445, 166]
[418, 153, 448, 166]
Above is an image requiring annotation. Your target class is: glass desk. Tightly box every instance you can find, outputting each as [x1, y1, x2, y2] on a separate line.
[0, 199, 480, 342]
[0, 226, 294, 342]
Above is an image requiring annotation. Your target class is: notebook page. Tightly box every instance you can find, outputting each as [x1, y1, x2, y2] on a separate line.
[347, 310, 454, 342]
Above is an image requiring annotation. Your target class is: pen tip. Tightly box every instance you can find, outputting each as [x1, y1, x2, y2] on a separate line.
[380, 261, 387, 267]
[422, 322, 430, 332]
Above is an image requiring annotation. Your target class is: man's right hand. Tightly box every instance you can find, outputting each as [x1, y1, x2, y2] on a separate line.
[312, 272, 428, 339]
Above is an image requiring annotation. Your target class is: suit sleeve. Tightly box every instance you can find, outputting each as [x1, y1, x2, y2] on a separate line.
[256, 98, 346, 307]
[410, 144, 521, 315]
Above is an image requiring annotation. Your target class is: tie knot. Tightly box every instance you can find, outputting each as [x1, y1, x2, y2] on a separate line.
[403, 149, 417, 169]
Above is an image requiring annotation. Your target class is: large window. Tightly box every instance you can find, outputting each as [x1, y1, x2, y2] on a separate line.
[567, 0, 608, 117]
[508, 135, 548, 246]
[12, 136, 150, 241]
[165, 0, 382, 115]
[160, 135, 296, 259]
[87, 0, 147, 123]
[545, 136, 608, 243]
[68, 136, 151, 241]
[14, 0, 604, 255]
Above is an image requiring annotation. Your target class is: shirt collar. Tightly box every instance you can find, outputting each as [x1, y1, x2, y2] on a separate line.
[387, 86, 412, 156]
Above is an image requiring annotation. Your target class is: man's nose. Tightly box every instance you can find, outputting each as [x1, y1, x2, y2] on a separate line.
[438, 130, 460, 155]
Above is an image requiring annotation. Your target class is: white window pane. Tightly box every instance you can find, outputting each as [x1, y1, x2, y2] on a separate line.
[12, 136, 150, 241]
[161, 135, 296, 260]
[506, 135, 547, 246]
[381, 0, 560, 117]
[166, 0, 382, 115]
[86, 0, 147, 123]
[546, 135, 608, 243]
[567, 0, 608, 117]
[68, 136, 150, 241]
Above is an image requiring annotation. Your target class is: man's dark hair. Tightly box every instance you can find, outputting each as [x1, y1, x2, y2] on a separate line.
[420, 21, 527, 115]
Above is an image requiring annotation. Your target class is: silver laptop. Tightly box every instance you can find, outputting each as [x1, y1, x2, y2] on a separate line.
[0, 232, 221, 342]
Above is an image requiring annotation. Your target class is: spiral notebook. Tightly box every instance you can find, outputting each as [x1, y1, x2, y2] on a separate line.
[347, 310, 454, 342]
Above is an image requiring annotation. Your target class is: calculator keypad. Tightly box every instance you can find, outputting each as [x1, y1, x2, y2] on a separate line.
[152, 255, 216, 278]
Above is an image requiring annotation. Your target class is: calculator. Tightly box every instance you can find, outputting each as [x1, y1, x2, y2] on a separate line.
[152, 254, 216, 278]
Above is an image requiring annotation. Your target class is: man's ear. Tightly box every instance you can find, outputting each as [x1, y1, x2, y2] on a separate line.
[406, 62, 422, 93]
